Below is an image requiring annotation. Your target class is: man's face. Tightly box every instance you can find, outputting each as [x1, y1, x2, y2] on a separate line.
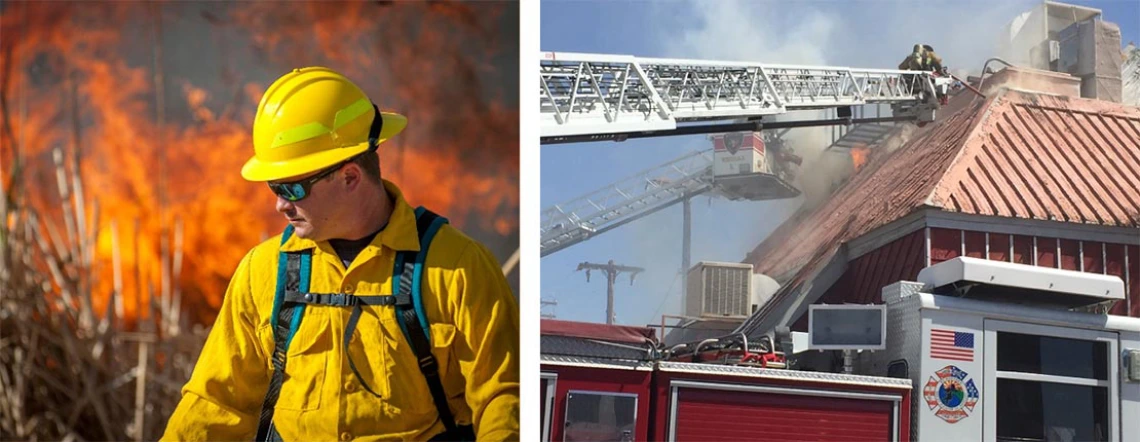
[270, 165, 346, 241]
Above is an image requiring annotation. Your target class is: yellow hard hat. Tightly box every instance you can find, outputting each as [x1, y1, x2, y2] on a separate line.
[242, 67, 407, 182]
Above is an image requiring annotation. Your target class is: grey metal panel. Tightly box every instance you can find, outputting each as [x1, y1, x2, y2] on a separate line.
[864, 281, 926, 441]
[541, 354, 655, 371]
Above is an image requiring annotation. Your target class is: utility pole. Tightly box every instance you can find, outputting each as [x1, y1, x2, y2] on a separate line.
[682, 195, 692, 296]
[577, 260, 645, 325]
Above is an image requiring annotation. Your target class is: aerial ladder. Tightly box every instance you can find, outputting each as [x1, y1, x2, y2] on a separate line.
[540, 146, 802, 257]
[541, 150, 712, 257]
[539, 51, 950, 144]
[539, 52, 951, 255]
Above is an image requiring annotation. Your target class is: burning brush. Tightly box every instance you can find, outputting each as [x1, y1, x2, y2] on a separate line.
[2, 2, 519, 440]
[1, 142, 205, 441]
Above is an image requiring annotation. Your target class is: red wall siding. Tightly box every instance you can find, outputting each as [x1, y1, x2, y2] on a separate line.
[989, 233, 1010, 262]
[964, 231, 986, 259]
[1060, 239, 1080, 271]
[1084, 241, 1104, 274]
[1107, 244, 1127, 316]
[1013, 235, 1033, 264]
[809, 230, 925, 330]
[852, 230, 925, 304]
[542, 365, 652, 442]
[1037, 236, 1058, 268]
[673, 389, 892, 441]
[930, 228, 961, 265]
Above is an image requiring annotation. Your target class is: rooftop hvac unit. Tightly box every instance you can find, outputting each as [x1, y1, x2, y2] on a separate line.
[686, 262, 754, 318]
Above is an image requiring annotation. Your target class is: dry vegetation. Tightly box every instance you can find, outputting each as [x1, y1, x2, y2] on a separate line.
[1, 148, 205, 441]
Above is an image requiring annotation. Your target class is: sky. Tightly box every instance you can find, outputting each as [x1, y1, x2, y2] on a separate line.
[538, 0, 1140, 327]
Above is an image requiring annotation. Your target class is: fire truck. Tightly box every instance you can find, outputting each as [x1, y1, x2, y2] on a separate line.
[540, 257, 1140, 441]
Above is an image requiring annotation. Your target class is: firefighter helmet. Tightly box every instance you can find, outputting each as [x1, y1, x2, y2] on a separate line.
[242, 67, 407, 182]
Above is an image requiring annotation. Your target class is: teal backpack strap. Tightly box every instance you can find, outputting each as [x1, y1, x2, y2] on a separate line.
[256, 225, 311, 442]
[411, 206, 448, 340]
[394, 207, 470, 439]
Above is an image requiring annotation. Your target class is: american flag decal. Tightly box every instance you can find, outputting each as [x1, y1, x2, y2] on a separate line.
[930, 329, 974, 361]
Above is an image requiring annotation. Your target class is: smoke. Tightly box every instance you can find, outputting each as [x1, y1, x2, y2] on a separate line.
[669, 0, 839, 210]
[671, 0, 836, 64]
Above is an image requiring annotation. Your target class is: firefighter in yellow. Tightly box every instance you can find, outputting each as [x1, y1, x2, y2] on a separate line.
[899, 44, 943, 72]
[161, 67, 520, 441]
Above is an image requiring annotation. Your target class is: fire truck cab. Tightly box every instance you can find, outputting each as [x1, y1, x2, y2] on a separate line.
[864, 257, 1140, 442]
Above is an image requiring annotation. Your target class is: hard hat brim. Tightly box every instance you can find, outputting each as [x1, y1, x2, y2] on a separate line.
[241, 112, 407, 182]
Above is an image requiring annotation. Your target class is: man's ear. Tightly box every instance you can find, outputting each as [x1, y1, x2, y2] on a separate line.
[341, 163, 364, 190]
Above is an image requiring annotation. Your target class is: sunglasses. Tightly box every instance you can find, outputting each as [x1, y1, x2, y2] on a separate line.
[268, 162, 346, 202]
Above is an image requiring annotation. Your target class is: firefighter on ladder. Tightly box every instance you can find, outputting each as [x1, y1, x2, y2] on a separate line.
[161, 67, 520, 441]
[899, 44, 943, 72]
[899, 44, 949, 105]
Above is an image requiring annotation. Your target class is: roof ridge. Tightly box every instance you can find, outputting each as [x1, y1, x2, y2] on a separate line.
[1008, 90, 1140, 119]
[922, 89, 1012, 208]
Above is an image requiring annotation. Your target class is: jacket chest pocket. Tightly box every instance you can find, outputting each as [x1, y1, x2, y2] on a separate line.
[278, 312, 331, 411]
[379, 319, 460, 415]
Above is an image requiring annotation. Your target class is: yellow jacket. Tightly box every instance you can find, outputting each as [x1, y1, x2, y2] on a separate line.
[162, 180, 520, 441]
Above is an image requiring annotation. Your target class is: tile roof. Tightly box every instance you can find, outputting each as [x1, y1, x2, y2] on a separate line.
[739, 86, 1140, 334]
[746, 87, 1140, 281]
[929, 92, 1140, 225]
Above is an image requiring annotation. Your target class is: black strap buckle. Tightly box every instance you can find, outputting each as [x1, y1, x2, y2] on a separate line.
[418, 355, 439, 374]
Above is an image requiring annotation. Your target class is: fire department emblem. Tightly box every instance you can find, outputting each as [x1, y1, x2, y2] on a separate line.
[923, 365, 979, 424]
[724, 133, 743, 155]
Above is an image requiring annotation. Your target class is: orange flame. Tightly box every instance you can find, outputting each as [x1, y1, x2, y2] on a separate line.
[1, 2, 518, 326]
[851, 144, 869, 172]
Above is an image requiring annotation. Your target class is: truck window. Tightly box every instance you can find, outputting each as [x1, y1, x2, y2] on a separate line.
[997, 332, 1108, 380]
[563, 390, 638, 442]
[995, 332, 1110, 442]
